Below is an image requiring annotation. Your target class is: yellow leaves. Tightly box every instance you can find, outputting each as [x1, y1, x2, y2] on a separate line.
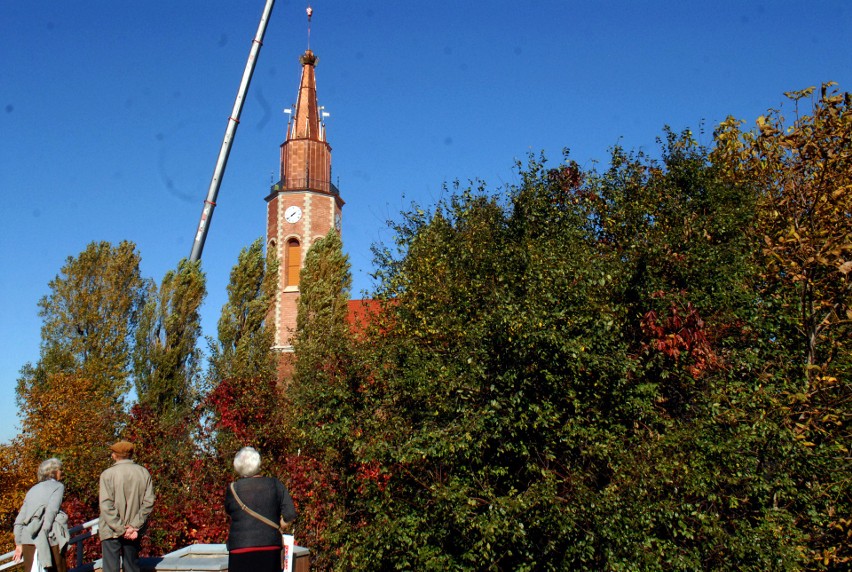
[783, 86, 816, 101]
[830, 184, 851, 201]
[786, 227, 802, 242]
[715, 83, 852, 380]
[0, 440, 31, 547]
[756, 115, 783, 138]
[796, 437, 816, 448]
[19, 372, 121, 498]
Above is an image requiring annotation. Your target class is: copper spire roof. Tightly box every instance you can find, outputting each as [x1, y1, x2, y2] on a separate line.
[288, 50, 324, 142]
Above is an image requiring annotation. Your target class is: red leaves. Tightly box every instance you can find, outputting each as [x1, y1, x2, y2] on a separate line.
[640, 302, 718, 377]
[206, 376, 285, 444]
[355, 461, 390, 494]
[547, 164, 584, 192]
[284, 454, 341, 549]
[61, 495, 101, 565]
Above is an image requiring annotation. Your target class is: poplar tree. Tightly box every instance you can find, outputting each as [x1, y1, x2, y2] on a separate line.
[291, 228, 354, 439]
[207, 238, 278, 382]
[133, 258, 206, 417]
[286, 229, 355, 558]
[204, 239, 281, 462]
[123, 258, 207, 551]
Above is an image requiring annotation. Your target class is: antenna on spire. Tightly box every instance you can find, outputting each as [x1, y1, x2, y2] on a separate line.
[306, 5, 313, 49]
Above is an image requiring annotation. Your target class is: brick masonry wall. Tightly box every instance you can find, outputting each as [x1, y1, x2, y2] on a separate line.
[267, 195, 279, 245]
[266, 190, 339, 351]
[281, 140, 332, 192]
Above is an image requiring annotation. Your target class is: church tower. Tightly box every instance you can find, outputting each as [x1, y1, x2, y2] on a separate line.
[266, 47, 342, 364]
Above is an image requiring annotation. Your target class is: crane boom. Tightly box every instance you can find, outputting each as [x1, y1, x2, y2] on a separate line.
[189, 0, 275, 262]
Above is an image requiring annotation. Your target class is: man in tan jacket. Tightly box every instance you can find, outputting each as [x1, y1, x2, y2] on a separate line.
[99, 441, 155, 572]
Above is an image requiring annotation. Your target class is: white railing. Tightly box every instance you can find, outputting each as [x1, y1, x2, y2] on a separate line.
[0, 519, 99, 572]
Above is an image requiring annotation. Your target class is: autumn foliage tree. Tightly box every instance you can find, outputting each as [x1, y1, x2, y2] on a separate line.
[15, 241, 147, 502]
[712, 83, 852, 568]
[714, 83, 852, 380]
[123, 404, 228, 553]
[16, 372, 124, 503]
[0, 439, 31, 549]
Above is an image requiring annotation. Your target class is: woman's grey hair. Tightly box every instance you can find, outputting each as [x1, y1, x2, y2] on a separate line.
[38, 458, 62, 482]
[233, 447, 262, 478]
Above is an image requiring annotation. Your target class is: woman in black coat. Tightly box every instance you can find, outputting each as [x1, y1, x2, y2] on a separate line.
[225, 447, 297, 572]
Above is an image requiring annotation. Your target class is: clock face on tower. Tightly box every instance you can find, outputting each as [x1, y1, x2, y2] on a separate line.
[284, 205, 303, 224]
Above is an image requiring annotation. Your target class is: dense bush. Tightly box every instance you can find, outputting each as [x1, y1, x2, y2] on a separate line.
[287, 86, 849, 570]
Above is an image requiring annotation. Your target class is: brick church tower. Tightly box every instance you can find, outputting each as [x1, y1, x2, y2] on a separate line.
[266, 48, 342, 370]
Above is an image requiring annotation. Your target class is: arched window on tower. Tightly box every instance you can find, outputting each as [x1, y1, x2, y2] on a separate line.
[286, 238, 301, 287]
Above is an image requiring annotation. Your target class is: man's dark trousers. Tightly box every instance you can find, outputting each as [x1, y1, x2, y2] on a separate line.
[101, 537, 141, 572]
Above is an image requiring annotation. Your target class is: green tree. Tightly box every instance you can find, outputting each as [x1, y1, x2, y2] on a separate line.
[295, 230, 352, 346]
[207, 239, 278, 382]
[324, 168, 642, 569]
[574, 134, 809, 569]
[291, 229, 354, 447]
[204, 238, 282, 464]
[133, 258, 206, 417]
[584, 129, 761, 417]
[286, 229, 354, 558]
[297, 134, 829, 569]
[18, 240, 147, 401]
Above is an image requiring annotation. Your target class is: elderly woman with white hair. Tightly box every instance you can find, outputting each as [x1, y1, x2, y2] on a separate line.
[13, 458, 69, 572]
[224, 447, 296, 572]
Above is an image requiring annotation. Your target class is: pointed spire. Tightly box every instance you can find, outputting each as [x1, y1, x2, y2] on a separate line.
[288, 50, 321, 141]
[277, 7, 332, 195]
[286, 4, 321, 141]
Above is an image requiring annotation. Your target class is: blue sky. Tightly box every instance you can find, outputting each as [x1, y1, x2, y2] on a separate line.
[1, 1, 850, 442]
